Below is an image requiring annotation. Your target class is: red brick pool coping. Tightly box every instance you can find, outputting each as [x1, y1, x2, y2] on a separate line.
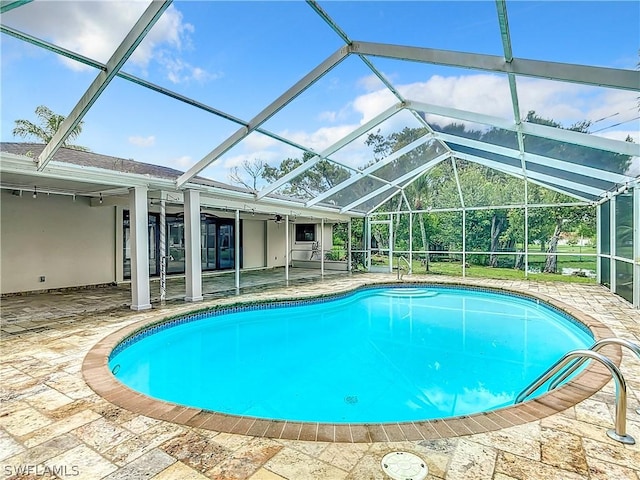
[82, 280, 621, 443]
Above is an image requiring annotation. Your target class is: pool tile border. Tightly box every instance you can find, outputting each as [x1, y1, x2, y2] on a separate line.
[108, 282, 593, 359]
[83, 279, 621, 443]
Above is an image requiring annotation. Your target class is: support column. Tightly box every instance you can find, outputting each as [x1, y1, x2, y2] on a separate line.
[462, 209, 466, 278]
[524, 182, 529, 278]
[596, 203, 602, 284]
[347, 220, 352, 272]
[159, 193, 167, 304]
[320, 218, 325, 276]
[366, 216, 371, 271]
[235, 209, 241, 292]
[389, 214, 393, 274]
[633, 187, 639, 308]
[408, 213, 413, 274]
[129, 186, 151, 310]
[610, 196, 617, 294]
[285, 215, 290, 282]
[184, 189, 203, 302]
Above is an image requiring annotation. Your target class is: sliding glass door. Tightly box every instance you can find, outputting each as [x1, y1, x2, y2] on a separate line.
[124, 211, 241, 279]
[201, 219, 217, 270]
[217, 222, 234, 269]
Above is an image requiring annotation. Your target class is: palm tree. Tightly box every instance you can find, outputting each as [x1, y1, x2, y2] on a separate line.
[12, 105, 89, 151]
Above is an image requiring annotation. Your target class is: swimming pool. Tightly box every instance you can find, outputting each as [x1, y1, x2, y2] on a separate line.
[108, 285, 594, 424]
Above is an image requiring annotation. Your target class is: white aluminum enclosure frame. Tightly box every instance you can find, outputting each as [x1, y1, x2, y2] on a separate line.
[38, 1, 172, 170]
[2, 1, 636, 217]
[2, 0, 639, 307]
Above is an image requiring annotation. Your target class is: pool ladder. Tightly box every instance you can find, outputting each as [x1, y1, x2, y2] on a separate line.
[515, 338, 640, 445]
[396, 256, 411, 280]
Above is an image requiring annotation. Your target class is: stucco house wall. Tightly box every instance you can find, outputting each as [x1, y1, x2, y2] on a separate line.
[1, 190, 116, 294]
[242, 219, 266, 269]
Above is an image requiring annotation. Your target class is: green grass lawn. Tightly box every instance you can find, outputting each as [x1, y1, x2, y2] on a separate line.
[371, 244, 599, 284]
[415, 262, 596, 284]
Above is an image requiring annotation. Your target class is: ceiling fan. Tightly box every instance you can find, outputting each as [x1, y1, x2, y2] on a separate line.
[269, 214, 294, 224]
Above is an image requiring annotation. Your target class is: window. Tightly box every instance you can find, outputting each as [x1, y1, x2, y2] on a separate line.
[295, 224, 315, 242]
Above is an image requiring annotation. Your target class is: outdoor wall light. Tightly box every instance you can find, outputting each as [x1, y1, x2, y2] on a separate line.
[99, 193, 103, 204]
[32, 186, 37, 198]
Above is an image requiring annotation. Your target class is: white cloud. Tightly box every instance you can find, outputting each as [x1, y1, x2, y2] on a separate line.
[156, 51, 222, 84]
[352, 88, 398, 124]
[5, 2, 214, 84]
[625, 157, 640, 177]
[257, 73, 637, 175]
[317, 103, 354, 124]
[318, 111, 337, 122]
[243, 132, 280, 151]
[6, 1, 147, 68]
[402, 74, 514, 119]
[584, 89, 638, 130]
[597, 130, 639, 143]
[173, 155, 193, 169]
[128, 135, 155, 147]
[280, 124, 360, 153]
[357, 73, 391, 92]
[221, 151, 280, 170]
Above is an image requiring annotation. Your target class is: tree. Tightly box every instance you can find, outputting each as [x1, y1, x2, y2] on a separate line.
[228, 159, 265, 192]
[12, 105, 89, 151]
[262, 152, 349, 200]
[525, 186, 595, 273]
[524, 111, 631, 175]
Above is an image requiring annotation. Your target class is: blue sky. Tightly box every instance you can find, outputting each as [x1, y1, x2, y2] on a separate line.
[1, 1, 638, 187]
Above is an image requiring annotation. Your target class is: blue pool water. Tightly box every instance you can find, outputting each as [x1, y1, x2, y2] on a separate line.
[110, 286, 593, 423]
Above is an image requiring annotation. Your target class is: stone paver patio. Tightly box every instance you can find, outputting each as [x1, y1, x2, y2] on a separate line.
[1, 271, 639, 479]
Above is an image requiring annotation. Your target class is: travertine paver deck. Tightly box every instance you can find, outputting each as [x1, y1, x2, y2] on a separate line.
[1, 272, 639, 479]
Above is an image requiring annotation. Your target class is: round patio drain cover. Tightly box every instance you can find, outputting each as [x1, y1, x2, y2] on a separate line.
[381, 451, 428, 480]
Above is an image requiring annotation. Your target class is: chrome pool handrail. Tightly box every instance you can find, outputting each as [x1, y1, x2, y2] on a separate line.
[548, 337, 640, 391]
[515, 349, 634, 445]
[396, 256, 411, 280]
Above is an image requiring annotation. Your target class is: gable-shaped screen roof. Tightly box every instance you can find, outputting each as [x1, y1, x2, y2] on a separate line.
[1, 0, 638, 216]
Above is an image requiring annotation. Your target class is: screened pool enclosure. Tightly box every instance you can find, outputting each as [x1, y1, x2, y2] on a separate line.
[1, 1, 638, 307]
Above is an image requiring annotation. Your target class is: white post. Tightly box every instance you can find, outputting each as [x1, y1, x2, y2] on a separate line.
[610, 196, 617, 294]
[462, 209, 466, 278]
[285, 215, 290, 282]
[633, 187, 639, 308]
[347, 219, 352, 272]
[596, 203, 602, 284]
[408, 212, 413, 274]
[129, 186, 151, 310]
[159, 193, 166, 304]
[366, 216, 372, 271]
[389, 214, 394, 274]
[524, 181, 529, 278]
[235, 209, 241, 291]
[320, 218, 325, 277]
[184, 189, 203, 302]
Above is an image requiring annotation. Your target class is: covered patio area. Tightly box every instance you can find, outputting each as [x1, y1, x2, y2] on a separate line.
[0, 267, 350, 326]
